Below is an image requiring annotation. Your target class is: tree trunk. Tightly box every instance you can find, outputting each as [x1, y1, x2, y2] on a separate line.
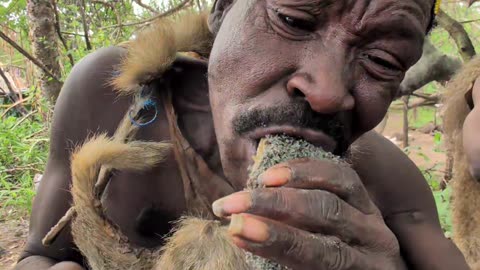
[27, 0, 63, 101]
[402, 96, 410, 148]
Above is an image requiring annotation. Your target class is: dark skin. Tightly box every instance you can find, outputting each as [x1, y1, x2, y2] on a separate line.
[464, 78, 480, 180]
[15, 0, 469, 269]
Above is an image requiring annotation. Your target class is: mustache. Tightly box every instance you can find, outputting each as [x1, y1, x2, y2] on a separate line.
[232, 102, 349, 153]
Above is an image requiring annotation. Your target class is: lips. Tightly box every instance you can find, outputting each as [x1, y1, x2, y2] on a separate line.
[246, 125, 338, 153]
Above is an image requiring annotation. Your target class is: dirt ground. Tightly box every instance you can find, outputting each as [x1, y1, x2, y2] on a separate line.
[380, 109, 446, 182]
[0, 109, 445, 270]
[0, 209, 29, 270]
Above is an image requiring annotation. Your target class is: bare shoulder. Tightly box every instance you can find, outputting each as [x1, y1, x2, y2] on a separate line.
[351, 131, 437, 219]
[51, 46, 133, 147]
[19, 47, 132, 265]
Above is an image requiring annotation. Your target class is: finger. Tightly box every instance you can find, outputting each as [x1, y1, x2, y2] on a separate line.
[258, 158, 375, 214]
[228, 214, 366, 270]
[213, 188, 387, 245]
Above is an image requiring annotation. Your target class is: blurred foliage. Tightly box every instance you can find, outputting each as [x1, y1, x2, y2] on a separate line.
[434, 187, 453, 235]
[0, 87, 49, 211]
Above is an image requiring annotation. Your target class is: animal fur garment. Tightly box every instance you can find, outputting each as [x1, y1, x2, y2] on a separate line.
[110, 12, 213, 94]
[70, 135, 170, 270]
[443, 55, 480, 269]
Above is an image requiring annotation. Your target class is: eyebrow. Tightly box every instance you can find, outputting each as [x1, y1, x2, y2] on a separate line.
[356, 4, 426, 42]
[275, 0, 334, 14]
[360, 18, 425, 42]
[353, 0, 428, 36]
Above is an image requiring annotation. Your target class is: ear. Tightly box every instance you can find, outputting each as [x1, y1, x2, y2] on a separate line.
[208, 0, 235, 35]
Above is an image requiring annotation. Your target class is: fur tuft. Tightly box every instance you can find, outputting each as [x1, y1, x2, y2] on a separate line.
[155, 217, 250, 270]
[110, 12, 213, 94]
[442, 55, 480, 268]
[70, 134, 170, 270]
[443, 55, 480, 135]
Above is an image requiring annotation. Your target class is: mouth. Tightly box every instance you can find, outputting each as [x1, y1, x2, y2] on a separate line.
[245, 125, 338, 154]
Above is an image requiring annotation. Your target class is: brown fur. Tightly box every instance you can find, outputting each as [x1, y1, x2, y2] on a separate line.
[443, 55, 480, 269]
[70, 134, 170, 269]
[66, 88, 175, 270]
[111, 12, 213, 94]
[154, 218, 250, 270]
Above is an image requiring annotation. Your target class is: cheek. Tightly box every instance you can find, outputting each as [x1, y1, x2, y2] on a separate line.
[352, 78, 396, 133]
[209, 7, 299, 102]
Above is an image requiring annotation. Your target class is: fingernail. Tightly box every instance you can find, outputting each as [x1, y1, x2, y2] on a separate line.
[229, 214, 270, 243]
[212, 192, 251, 217]
[258, 166, 291, 186]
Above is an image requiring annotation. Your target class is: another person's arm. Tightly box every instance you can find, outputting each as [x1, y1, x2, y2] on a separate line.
[354, 132, 469, 270]
[463, 78, 480, 180]
[15, 47, 129, 270]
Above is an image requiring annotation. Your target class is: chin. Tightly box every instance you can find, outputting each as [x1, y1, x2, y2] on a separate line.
[219, 137, 258, 191]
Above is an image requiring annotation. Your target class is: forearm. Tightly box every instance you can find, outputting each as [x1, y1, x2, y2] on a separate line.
[15, 256, 85, 270]
[463, 108, 480, 180]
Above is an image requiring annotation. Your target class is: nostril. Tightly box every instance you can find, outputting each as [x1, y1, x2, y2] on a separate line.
[292, 88, 305, 98]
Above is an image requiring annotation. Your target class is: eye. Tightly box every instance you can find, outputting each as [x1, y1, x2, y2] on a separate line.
[365, 54, 401, 71]
[278, 13, 316, 32]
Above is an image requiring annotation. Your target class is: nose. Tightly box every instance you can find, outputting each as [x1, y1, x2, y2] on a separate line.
[286, 65, 354, 114]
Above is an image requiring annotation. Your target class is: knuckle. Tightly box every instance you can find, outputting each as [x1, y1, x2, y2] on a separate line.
[322, 238, 354, 270]
[285, 230, 309, 258]
[381, 231, 400, 256]
[342, 167, 362, 195]
[317, 192, 343, 224]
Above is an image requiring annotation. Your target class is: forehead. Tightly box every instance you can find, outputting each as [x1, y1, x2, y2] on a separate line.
[241, 0, 433, 31]
[264, 0, 434, 16]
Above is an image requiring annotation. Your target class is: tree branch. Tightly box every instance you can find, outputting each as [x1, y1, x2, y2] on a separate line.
[79, 0, 92, 50]
[0, 30, 62, 82]
[92, 0, 123, 33]
[0, 67, 27, 115]
[133, 0, 158, 14]
[52, 0, 75, 67]
[397, 9, 476, 98]
[398, 40, 462, 97]
[100, 0, 193, 29]
[437, 9, 476, 61]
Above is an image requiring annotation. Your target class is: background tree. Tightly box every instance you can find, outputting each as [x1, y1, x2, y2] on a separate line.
[27, 0, 63, 101]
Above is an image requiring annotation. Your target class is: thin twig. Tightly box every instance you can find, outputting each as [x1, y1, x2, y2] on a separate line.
[0, 96, 32, 118]
[0, 67, 27, 114]
[42, 207, 77, 246]
[11, 110, 37, 129]
[100, 0, 193, 29]
[51, 0, 75, 67]
[1, 164, 43, 174]
[78, 0, 92, 51]
[25, 127, 48, 140]
[133, 0, 159, 14]
[0, 30, 62, 82]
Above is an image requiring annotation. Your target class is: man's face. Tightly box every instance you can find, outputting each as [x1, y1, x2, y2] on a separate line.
[208, 0, 432, 189]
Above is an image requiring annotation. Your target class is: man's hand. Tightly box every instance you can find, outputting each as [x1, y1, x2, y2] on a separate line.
[212, 159, 407, 270]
